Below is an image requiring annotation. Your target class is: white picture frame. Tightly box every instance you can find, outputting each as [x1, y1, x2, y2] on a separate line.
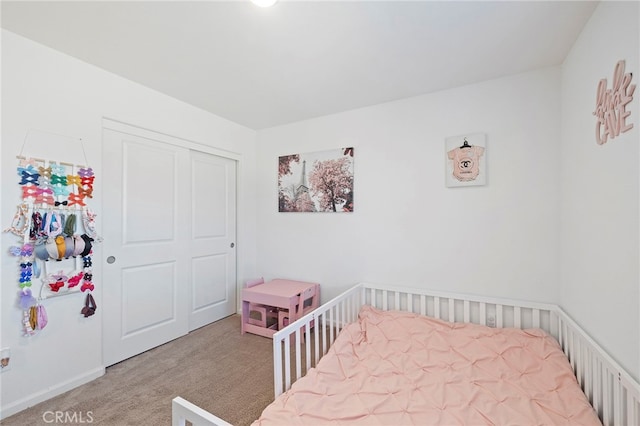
[278, 147, 354, 212]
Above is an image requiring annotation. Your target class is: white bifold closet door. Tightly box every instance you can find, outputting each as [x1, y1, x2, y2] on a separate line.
[102, 124, 236, 366]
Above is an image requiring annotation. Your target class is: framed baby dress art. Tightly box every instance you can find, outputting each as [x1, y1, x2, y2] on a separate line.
[445, 133, 486, 187]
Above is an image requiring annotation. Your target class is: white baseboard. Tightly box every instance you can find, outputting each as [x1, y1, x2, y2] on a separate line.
[0, 367, 105, 420]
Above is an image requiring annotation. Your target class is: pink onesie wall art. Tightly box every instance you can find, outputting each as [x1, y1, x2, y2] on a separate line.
[445, 133, 486, 187]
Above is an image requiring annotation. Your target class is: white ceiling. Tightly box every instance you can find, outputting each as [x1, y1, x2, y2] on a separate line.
[1, 1, 598, 130]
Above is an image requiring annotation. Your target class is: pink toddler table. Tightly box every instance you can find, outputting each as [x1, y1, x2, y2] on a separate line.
[242, 279, 320, 338]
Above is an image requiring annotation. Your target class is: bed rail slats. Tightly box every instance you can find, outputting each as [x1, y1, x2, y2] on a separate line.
[433, 296, 440, 318]
[269, 282, 640, 426]
[555, 306, 640, 426]
[171, 397, 232, 426]
[273, 284, 362, 397]
[362, 283, 553, 332]
[479, 302, 487, 326]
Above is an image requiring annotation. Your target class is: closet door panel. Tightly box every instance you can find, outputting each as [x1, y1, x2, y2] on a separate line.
[122, 142, 176, 243]
[103, 123, 237, 365]
[121, 262, 176, 336]
[189, 151, 236, 330]
[191, 254, 227, 311]
[103, 128, 189, 366]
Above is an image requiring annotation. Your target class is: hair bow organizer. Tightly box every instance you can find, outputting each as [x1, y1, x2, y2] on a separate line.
[3, 129, 102, 336]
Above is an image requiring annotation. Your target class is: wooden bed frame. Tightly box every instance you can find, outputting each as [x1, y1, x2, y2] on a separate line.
[172, 282, 640, 426]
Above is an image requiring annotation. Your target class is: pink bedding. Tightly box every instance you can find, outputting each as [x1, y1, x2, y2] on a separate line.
[253, 305, 601, 425]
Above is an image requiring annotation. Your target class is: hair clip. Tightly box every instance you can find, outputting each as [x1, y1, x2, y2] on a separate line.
[48, 271, 67, 292]
[50, 164, 66, 175]
[66, 175, 82, 186]
[67, 272, 83, 288]
[68, 193, 86, 207]
[35, 189, 55, 206]
[19, 157, 37, 167]
[20, 262, 33, 286]
[9, 244, 34, 258]
[81, 282, 94, 292]
[17, 163, 37, 175]
[21, 185, 39, 199]
[37, 187, 54, 197]
[38, 166, 52, 178]
[83, 273, 93, 282]
[55, 200, 68, 206]
[50, 174, 67, 186]
[49, 281, 64, 292]
[35, 196, 55, 206]
[51, 271, 68, 282]
[37, 175, 51, 188]
[78, 186, 93, 198]
[51, 185, 70, 197]
[80, 176, 95, 187]
[78, 168, 94, 178]
[19, 170, 40, 186]
[83, 257, 92, 268]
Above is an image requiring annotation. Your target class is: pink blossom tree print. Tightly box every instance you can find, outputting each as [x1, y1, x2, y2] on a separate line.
[278, 148, 354, 212]
[278, 154, 300, 212]
[278, 154, 300, 182]
[309, 158, 353, 212]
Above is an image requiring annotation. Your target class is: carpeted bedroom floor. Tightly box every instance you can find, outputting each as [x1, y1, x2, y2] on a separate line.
[1, 314, 274, 426]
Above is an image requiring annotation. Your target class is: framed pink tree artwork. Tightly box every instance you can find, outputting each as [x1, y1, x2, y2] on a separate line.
[445, 133, 486, 187]
[278, 147, 354, 212]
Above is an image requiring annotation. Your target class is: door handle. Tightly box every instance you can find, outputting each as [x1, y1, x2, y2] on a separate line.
[230, 243, 235, 248]
[107, 256, 116, 264]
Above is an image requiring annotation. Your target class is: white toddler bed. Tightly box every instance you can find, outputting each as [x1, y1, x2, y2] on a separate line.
[172, 282, 640, 426]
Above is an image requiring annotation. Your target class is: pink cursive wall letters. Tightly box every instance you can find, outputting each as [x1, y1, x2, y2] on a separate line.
[593, 60, 635, 145]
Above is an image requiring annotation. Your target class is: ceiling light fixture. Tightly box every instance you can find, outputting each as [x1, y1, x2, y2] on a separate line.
[251, 0, 277, 7]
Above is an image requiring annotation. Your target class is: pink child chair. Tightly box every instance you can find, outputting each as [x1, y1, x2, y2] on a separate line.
[278, 285, 319, 340]
[245, 278, 279, 330]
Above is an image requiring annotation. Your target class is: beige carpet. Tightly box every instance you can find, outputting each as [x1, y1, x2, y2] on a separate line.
[1, 315, 275, 426]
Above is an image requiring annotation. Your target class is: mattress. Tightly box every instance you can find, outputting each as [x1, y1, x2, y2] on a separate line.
[252, 305, 601, 425]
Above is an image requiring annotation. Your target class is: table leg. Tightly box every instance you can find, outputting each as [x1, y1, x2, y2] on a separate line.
[241, 300, 249, 334]
[289, 299, 297, 325]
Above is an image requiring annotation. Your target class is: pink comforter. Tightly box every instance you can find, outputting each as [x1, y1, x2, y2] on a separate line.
[253, 306, 601, 425]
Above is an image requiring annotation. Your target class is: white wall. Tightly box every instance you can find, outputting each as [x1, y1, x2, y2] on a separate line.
[3, 1, 638, 418]
[256, 68, 563, 304]
[560, 1, 640, 380]
[0, 30, 257, 418]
